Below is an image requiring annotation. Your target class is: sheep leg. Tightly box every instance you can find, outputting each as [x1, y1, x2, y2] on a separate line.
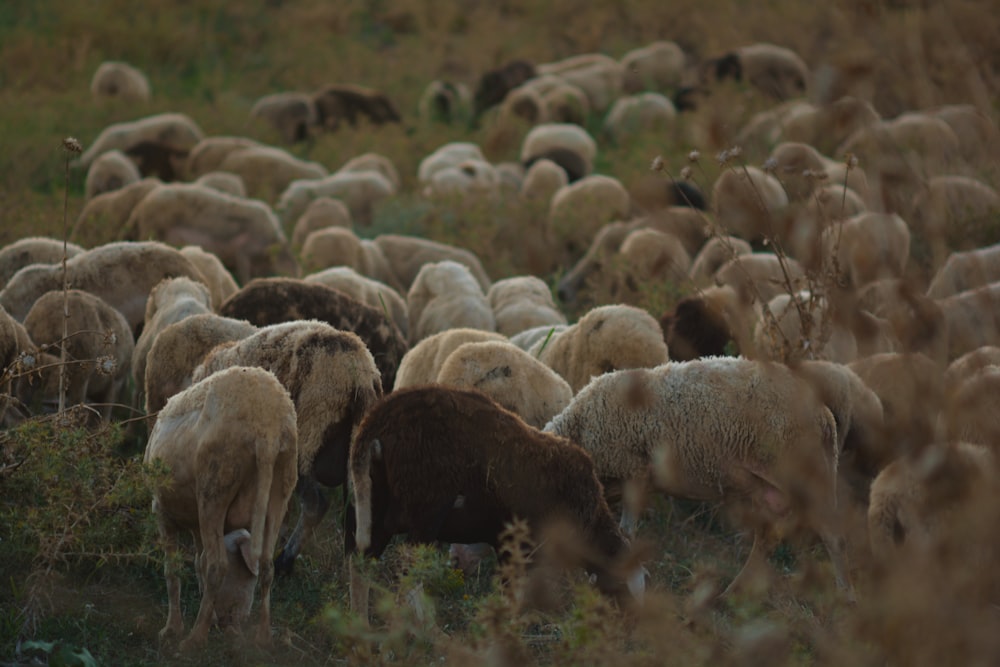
[819, 527, 856, 603]
[275, 478, 330, 574]
[348, 555, 371, 622]
[181, 526, 226, 652]
[157, 521, 185, 643]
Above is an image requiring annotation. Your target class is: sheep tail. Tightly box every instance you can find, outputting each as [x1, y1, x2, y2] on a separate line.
[351, 437, 380, 554]
[248, 441, 278, 577]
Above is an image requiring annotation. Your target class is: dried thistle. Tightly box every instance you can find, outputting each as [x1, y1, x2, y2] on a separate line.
[649, 155, 664, 172]
[687, 150, 701, 162]
[62, 137, 82, 154]
[762, 157, 779, 174]
[95, 356, 117, 377]
[680, 165, 693, 181]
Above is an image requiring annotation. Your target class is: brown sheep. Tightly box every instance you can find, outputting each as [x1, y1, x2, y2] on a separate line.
[185, 136, 261, 179]
[472, 59, 537, 121]
[249, 92, 318, 144]
[290, 197, 353, 250]
[348, 385, 645, 620]
[312, 84, 402, 131]
[73, 178, 162, 244]
[145, 366, 298, 650]
[927, 243, 1000, 300]
[706, 43, 810, 101]
[218, 277, 407, 391]
[77, 113, 203, 182]
[660, 284, 760, 361]
[178, 246, 240, 310]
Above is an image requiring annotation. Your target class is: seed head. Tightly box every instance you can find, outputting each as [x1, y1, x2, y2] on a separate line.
[762, 157, 779, 174]
[680, 165, 693, 181]
[687, 150, 701, 163]
[844, 153, 859, 169]
[62, 137, 82, 154]
[650, 155, 665, 172]
[96, 355, 118, 376]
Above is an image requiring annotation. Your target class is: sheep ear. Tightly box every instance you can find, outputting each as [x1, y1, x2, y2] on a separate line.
[224, 529, 259, 577]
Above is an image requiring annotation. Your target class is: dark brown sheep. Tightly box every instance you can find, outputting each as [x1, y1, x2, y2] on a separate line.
[473, 59, 537, 121]
[348, 385, 645, 619]
[218, 277, 408, 391]
[312, 84, 402, 131]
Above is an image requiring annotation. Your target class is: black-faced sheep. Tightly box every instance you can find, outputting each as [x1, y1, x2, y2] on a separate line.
[520, 123, 597, 178]
[706, 43, 810, 101]
[348, 385, 645, 620]
[84, 149, 142, 201]
[90, 61, 151, 102]
[543, 358, 853, 599]
[528, 304, 669, 393]
[393, 328, 507, 390]
[0, 237, 84, 291]
[660, 284, 760, 361]
[487, 276, 566, 338]
[304, 266, 409, 340]
[418, 80, 472, 124]
[249, 92, 319, 144]
[422, 159, 501, 201]
[21, 290, 134, 420]
[0, 241, 208, 337]
[77, 112, 204, 182]
[312, 84, 402, 131]
[373, 234, 492, 293]
[218, 277, 407, 391]
[145, 365, 298, 650]
[192, 321, 382, 573]
[522, 146, 590, 184]
[126, 183, 299, 284]
[472, 59, 537, 121]
[290, 197, 353, 250]
[406, 260, 496, 345]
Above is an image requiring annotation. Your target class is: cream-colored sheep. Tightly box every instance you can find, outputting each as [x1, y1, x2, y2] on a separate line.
[779, 96, 880, 155]
[520, 123, 597, 175]
[178, 246, 239, 309]
[620, 41, 686, 94]
[544, 358, 853, 599]
[0, 305, 34, 424]
[437, 340, 573, 428]
[494, 161, 525, 194]
[21, 289, 134, 420]
[132, 277, 213, 409]
[73, 178, 161, 243]
[406, 260, 496, 344]
[393, 328, 507, 390]
[304, 266, 409, 340]
[942, 346, 1000, 396]
[290, 197, 353, 249]
[217, 145, 327, 203]
[909, 176, 1000, 271]
[144, 313, 257, 425]
[602, 93, 677, 144]
[185, 136, 261, 179]
[0, 237, 85, 291]
[822, 211, 911, 289]
[520, 158, 568, 203]
[487, 275, 566, 337]
[276, 170, 395, 227]
[785, 182, 868, 268]
[77, 112, 204, 181]
[193, 171, 247, 197]
[127, 183, 298, 284]
[714, 252, 806, 304]
[941, 366, 1000, 450]
[688, 236, 754, 288]
[373, 234, 491, 292]
[548, 174, 632, 264]
[337, 152, 402, 193]
[249, 91, 318, 144]
[423, 159, 500, 200]
[927, 104, 1000, 168]
[733, 99, 817, 155]
[712, 166, 789, 244]
[145, 365, 297, 650]
[766, 142, 869, 204]
[0, 241, 207, 335]
[192, 320, 382, 572]
[417, 142, 486, 184]
[508, 323, 570, 352]
[528, 303, 669, 392]
[935, 283, 1000, 361]
[90, 61, 151, 102]
[299, 227, 400, 290]
[537, 78, 592, 125]
[927, 243, 1000, 300]
[84, 149, 142, 201]
[546, 57, 625, 114]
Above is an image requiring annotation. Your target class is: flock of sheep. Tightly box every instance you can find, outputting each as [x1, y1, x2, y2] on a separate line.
[3, 33, 1000, 653]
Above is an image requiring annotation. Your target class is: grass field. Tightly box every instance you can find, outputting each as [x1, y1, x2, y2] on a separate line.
[1, 0, 999, 664]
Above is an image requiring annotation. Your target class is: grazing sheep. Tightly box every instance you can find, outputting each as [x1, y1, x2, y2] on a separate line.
[73, 178, 162, 244]
[0, 241, 207, 337]
[436, 340, 573, 429]
[21, 290, 134, 420]
[145, 366, 298, 650]
[548, 174, 632, 265]
[216, 145, 327, 204]
[127, 183, 298, 284]
[941, 366, 1000, 450]
[192, 321, 382, 573]
[90, 61, 152, 102]
[423, 159, 500, 201]
[927, 243, 1000, 300]
[0, 306, 33, 424]
[509, 324, 570, 352]
[822, 212, 911, 290]
[497, 83, 549, 126]
[348, 385, 646, 620]
[620, 41, 686, 94]
[77, 113, 204, 182]
[185, 136, 261, 179]
[732, 99, 817, 154]
[602, 93, 677, 144]
[928, 104, 1000, 167]
[406, 261, 496, 345]
[144, 314, 257, 425]
[487, 276, 566, 338]
[218, 277, 407, 391]
[336, 152, 402, 193]
[193, 171, 247, 198]
[249, 92, 318, 144]
[132, 277, 213, 410]
[290, 197, 353, 250]
[936, 282, 1000, 361]
[712, 166, 789, 244]
[373, 234, 491, 292]
[304, 266, 409, 340]
[520, 158, 569, 203]
[536, 78, 592, 126]
[84, 149, 142, 201]
[528, 304, 669, 393]
[546, 57, 625, 115]
[780, 96, 881, 156]
[472, 59, 537, 120]
[312, 84, 402, 131]
[417, 142, 487, 185]
[543, 359, 852, 598]
[867, 442, 995, 562]
[276, 170, 395, 227]
[688, 236, 754, 288]
[393, 328, 507, 390]
[909, 176, 1000, 270]
[765, 142, 869, 204]
[418, 80, 472, 124]
[520, 123, 597, 176]
[785, 183, 868, 268]
[522, 146, 590, 183]
[178, 246, 239, 309]
[708, 43, 810, 100]
[299, 228, 401, 291]
[942, 346, 1000, 395]
[713, 252, 806, 304]
[660, 284, 760, 361]
[0, 237, 84, 291]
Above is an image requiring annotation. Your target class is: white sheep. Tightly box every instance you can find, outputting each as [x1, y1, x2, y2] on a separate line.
[0, 237, 85, 291]
[406, 260, 496, 345]
[249, 91, 318, 144]
[178, 246, 240, 309]
[543, 57, 624, 114]
[620, 41, 686, 94]
[276, 170, 395, 227]
[528, 303, 669, 392]
[299, 227, 401, 291]
[508, 323, 570, 353]
[520, 123, 597, 176]
[77, 112, 204, 181]
[73, 178, 161, 243]
[602, 93, 677, 144]
[193, 171, 247, 197]
[417, 142, 487, 184]
[423, 159, 501, 201]
[304, 266, 410, 340]
[90, 61, 151, 102]
[487, 275, 566, 338]
[216, 144, 327, 203]
[84, 149, 142, 201]
[145, 365, 298, 650]
[290, 197, 353, 250]
[127, 183, 298, 284]
[548, 174, 632, 265]
[336, 152, 402, 193]
[822, 211, 911, 290]
[543, 358, 853, 599]
[393, 328, 507, 390]
[373, 234, 492, 293]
